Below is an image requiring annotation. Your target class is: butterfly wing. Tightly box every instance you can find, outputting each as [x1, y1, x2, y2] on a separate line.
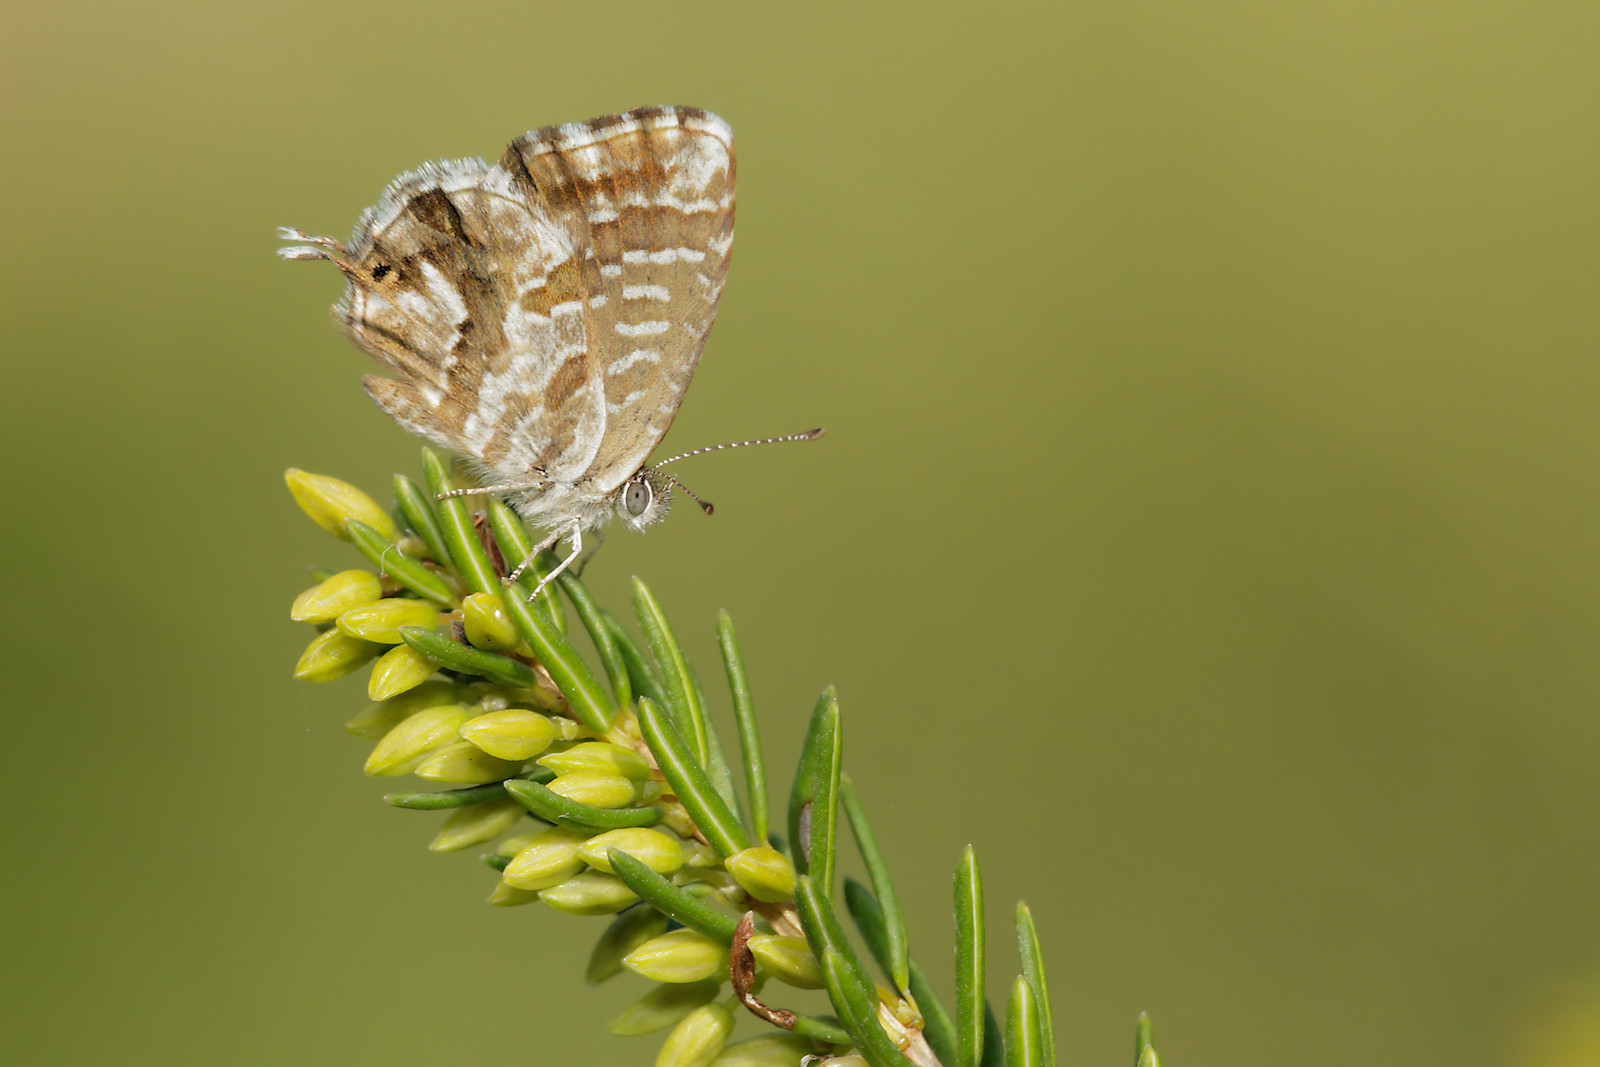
[300, 153, 609, 489]
[283, 106, 734, 514]
[504, 107, 736, 494]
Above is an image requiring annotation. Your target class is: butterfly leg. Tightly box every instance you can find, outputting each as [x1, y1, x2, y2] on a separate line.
[573, 529, 604, 576]
[522, 520, 584, 603]
[506, 526, 565, 585]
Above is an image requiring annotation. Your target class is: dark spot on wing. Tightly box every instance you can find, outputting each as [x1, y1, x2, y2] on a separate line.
[407, 188, 471, 243]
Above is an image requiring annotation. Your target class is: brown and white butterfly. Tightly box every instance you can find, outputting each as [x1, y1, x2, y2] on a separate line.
[281, 106, 819, 595]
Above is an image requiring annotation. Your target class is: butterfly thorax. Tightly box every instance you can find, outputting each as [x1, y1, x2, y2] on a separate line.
[505, 465, 671, 535]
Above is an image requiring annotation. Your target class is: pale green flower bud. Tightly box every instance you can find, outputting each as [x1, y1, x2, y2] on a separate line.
[681, 841, 720, 868]
[710, 1034, 817, 1067]
[335, 598, 440, 643]
[364, 703, 470, 776]
[608, 980, 722, 1036]
[285, 468, 396, 541]
[344, 681, 458, 739]
[428, 797, 523, 852]
[460, 708, 557, 762]
[656, 1002, 735, 1067]
[488, 880, 540, 907]
[624, 929, 725, 983]
[368, 643, 437, 700]
[294, 628, 384, 682]
[548, 770, 638, 809]
[291, 569, 382, 623]
[578, 828, 684, 875]
[413, 740, 523, 785]
[461, 591, 520, 651]
[724, 846, 796, 903]
[746, 934, 823, 989]
[538, 740, 652, 780]
[495, 831, 542, 858]
[502, 826, 589, 890]
[539, 871, 640, 915]
[588, 906, 673, 984]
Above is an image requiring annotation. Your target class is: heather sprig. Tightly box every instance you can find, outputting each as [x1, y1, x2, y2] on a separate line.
[285, 452, 1161, 1067]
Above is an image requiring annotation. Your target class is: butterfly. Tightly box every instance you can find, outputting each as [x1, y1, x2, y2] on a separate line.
[280, 106, 819, 596]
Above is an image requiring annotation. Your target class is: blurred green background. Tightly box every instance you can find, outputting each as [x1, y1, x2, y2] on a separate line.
[4, 1, 1598, 1064]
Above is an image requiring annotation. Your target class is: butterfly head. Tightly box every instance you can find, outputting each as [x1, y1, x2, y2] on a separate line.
[614, 469, 674, 532]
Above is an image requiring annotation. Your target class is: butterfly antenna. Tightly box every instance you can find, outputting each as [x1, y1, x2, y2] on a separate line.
[653, 427, 826, 468]
[653, 471, 715, 516]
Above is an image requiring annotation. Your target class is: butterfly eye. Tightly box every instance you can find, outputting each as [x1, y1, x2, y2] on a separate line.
[625, 480, 651, 517]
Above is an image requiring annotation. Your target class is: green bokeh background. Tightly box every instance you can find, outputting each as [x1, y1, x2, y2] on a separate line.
[5, 2, 1598, 1065]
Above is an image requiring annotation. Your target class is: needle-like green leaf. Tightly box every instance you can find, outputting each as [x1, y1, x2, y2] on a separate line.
[602, 610, 667, 708]
[981, 1005, 1006, 1067]
[843, 879, 958, 1067]
[419, 449, 500, 597]
[816, 946, 917, 1067]
[557, 570, 631, 708]
[1007, 977, 1042, 1067]
[383, 782, 510, 810]
[392, 474, 450, 564]
[397, 625, 534, 689]
[631, 578, 708, 763]
[344, 520, 456, 607]
[605, 848, 738, 943]
[716, 610, 768, 843]
[636, 697, 749, 857]
[1135, 1013, 1154, 1065]
[485, 499, 564, 632]
[384, 766, 554, 809]
[956, 846, 986, 1067]
[841, 774, 908, 994]
[794, 875, 906, 1064]
[787, 687, 842, 894]
[502, 778, 659, 831]
[1015, 904, 1056, 1067]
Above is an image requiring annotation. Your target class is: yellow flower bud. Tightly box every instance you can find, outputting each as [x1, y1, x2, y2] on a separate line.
[291, 569, 382, 623]
[538, 740, 652, 780]
[460, 709, 557, 762]
[502, 826, 589, 891]
[709, 1034, 816, 1067]
[623, 929, 725, 984]
[364, 704, 470, 776]
[428, 797, 523, 852]
[723, 846, 796, 903]
[335, 598, 439, 643]
[657, 1002, 735, 1067]
[578, 828, 684, 875]
[461, 592, 520, 651]
[487, 880, 540, 907]
[608, 981, 722, 1036]
[539, 871, 640, 915]
[294, 628, 384, 682]
[344, 681, 459, 739]
[413, 740, 523, 785]
[746, 934, 823, 989]
[368, 644, 437, 700]
[285, 468, 396, 541]
[548, 771, 638, 809]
